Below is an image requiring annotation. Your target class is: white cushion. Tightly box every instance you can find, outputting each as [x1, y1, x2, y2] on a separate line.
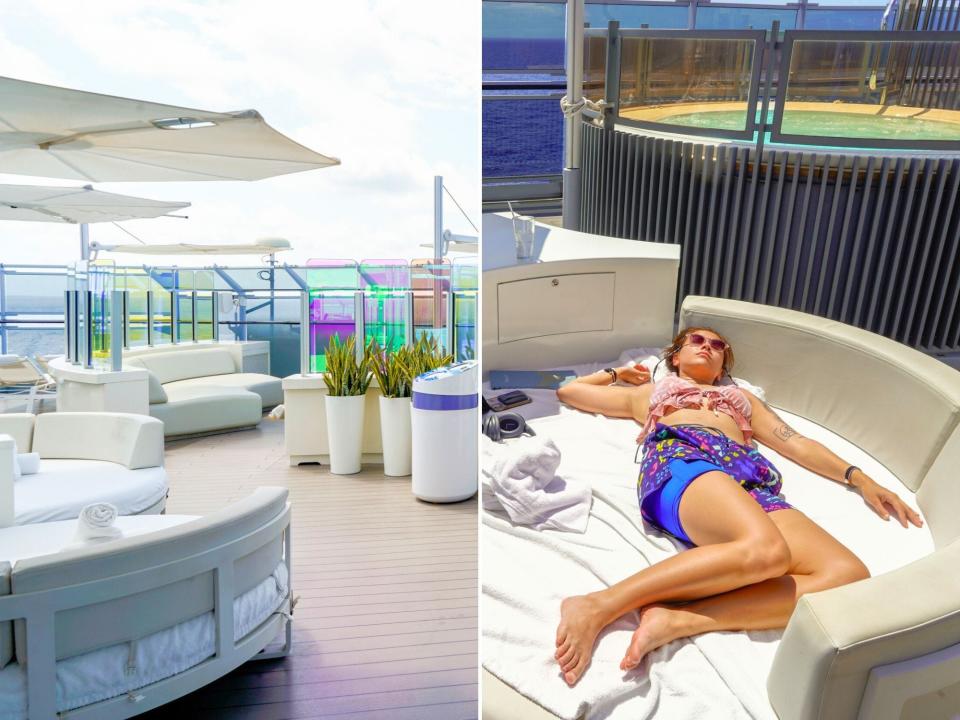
[163, 373, 283, 408]
[14, 461, 168, 525]
[132, 348, 237, 385]
[150, 386, 262, 437]
[15, 454, 38, 476]
[0, 416, 34, 454]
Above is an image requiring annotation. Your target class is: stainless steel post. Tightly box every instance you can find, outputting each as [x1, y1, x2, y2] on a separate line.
[433, 176, 444, 261]
[300, 290, 310, 375]
[111, 290, 124, 371]
[170, 291, 179, 345]
[64, 290, 73, 362]
[354, 290, 366, 363]
[446, 290, 456, 358]
[83, 290, 93, 369]
[603, 21, 621, 128]
[146, 291, 154, 347]
[755, 20, 780, 158]
[191, 291, 198, 343]
[562, 0, 585, 230]
[405, 290, 415, 346]
[211, 291, 220, 342]
[121, 291, 130, 349]
[70, 290, 81, 365]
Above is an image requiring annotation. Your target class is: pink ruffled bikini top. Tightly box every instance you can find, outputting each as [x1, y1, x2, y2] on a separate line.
[637, 374, 754, 445]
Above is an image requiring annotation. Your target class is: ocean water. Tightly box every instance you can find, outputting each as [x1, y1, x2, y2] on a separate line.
[483, 96, 564, 178]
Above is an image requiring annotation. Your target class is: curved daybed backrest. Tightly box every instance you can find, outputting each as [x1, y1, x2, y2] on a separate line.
[680, 297, 960, 720]
[679, 295, 960, 548]
[12, 486, 288, 663]
[32, 412, 165, 470]
[127, 348, 239, 385]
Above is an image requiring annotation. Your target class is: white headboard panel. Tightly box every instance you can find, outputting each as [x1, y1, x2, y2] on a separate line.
[482, 214, 680, 376]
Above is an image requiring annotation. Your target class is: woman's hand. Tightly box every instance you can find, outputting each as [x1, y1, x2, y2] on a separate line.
[616, 364, 650, 386]
[855, 477, 924, 528]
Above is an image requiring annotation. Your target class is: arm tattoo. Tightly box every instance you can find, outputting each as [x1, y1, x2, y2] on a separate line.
[773, 423, 799, 442]
[760, 398, 803, 442]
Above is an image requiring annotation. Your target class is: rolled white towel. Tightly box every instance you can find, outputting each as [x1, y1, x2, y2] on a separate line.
[72, 503, 123, 545]
[16, 452, 39, 476]
[0, 355, 21, 366]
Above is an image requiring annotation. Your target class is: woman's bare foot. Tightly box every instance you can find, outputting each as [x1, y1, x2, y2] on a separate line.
[555, 594, 610, 686]
[619, 604, 680, 671]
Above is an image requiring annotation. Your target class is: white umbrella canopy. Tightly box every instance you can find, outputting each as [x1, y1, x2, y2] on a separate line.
[0, 76, 339, 182]
[0, 183, 190, 223]
[90, 238, 291, 256]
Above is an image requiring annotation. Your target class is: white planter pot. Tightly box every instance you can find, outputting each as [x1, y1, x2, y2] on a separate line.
[379, 395, 412, 477]
[324, 394, 365, 475]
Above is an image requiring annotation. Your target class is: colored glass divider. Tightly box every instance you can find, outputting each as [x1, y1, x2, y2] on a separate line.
[411, 259, 452, 353]
[118, 268, 154, 347]
[150, 267, 177, 345]
[306, 260, 359, 373]
[452, 259, 478, 361]
[89, 260, 115, 369]
[359, 260, 411, 355]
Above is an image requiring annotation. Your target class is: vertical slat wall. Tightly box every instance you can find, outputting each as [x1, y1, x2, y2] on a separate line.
[581, 123, 960, 352]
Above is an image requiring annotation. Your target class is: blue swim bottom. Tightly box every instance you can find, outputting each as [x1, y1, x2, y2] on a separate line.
[641, 459, 720, 544]
[638, 424, 794, 545]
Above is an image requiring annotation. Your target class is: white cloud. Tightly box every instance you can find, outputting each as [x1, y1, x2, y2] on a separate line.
[0, 0, 480, 268]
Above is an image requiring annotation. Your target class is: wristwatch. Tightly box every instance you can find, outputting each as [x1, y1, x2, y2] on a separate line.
[603, 367, 618, 384]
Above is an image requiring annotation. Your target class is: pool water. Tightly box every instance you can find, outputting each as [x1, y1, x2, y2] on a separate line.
[662, 109, 960, 141]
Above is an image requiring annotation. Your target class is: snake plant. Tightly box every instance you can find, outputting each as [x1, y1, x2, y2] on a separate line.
[322, 334, 374, 396]
[370, 341, 415, 398]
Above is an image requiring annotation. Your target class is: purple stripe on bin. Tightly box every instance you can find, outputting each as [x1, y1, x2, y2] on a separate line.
[412, 391, 478, 411]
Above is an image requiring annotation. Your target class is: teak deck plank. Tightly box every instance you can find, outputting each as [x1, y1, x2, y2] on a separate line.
[141, 420, 478, 719]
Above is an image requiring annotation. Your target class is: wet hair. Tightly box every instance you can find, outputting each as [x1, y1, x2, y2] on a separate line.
[660, 326, 735, 383]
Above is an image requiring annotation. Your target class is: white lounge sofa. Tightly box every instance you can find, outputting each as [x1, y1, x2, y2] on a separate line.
[125, 347, 283, 437]
[0, 413, 167, 524]
[0, 486, 291, 719]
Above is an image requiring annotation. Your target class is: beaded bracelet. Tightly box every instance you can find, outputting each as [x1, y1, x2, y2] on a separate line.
[844, 465, 860, 485]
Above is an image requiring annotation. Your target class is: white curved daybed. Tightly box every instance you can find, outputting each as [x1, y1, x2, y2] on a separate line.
[125, 346, 283, 437]
[481, 238, 960, 720]
[0, 413, 167, 524]
[0, 486, 292, 719]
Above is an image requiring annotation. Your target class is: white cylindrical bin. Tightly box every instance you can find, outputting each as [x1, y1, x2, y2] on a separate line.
[411, 360, 478, 502]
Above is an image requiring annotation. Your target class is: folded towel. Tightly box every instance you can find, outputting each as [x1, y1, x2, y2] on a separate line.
[16, 452, 39, 476]
[481, 434, 592, 533]
[70, 503, 123, 546]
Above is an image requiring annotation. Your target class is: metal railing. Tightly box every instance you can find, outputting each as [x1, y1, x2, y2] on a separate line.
[0, 264, 477, 376]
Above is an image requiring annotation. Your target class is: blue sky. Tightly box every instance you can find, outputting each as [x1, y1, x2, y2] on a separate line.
[0, 0, 479, 266]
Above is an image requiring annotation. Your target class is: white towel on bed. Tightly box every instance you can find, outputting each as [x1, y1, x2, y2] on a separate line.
[481, 434, 592, 534]
[69, 503, 123, 547]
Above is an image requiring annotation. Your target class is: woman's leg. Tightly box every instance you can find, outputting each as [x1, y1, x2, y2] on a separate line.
[556, 470, 791, 685]
[619, 508, 870, 670]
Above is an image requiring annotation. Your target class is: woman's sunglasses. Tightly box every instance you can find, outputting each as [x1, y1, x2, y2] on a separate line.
[684, 333, 728, 352]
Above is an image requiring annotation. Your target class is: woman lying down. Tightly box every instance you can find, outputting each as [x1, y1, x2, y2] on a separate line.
[553, 327, 924, 687]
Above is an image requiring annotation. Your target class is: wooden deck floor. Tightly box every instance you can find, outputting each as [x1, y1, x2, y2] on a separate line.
[142, 420, 478, 720]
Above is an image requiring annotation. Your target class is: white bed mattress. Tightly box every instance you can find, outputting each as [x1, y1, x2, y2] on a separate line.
[0, 560, 288, 718]
[481, 357, 936, 720]
[14, 459, 168, 525]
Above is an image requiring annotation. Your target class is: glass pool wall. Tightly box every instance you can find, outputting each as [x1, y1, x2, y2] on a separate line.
[579, 26, 960, 354]
[3, 260, 477, 377]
